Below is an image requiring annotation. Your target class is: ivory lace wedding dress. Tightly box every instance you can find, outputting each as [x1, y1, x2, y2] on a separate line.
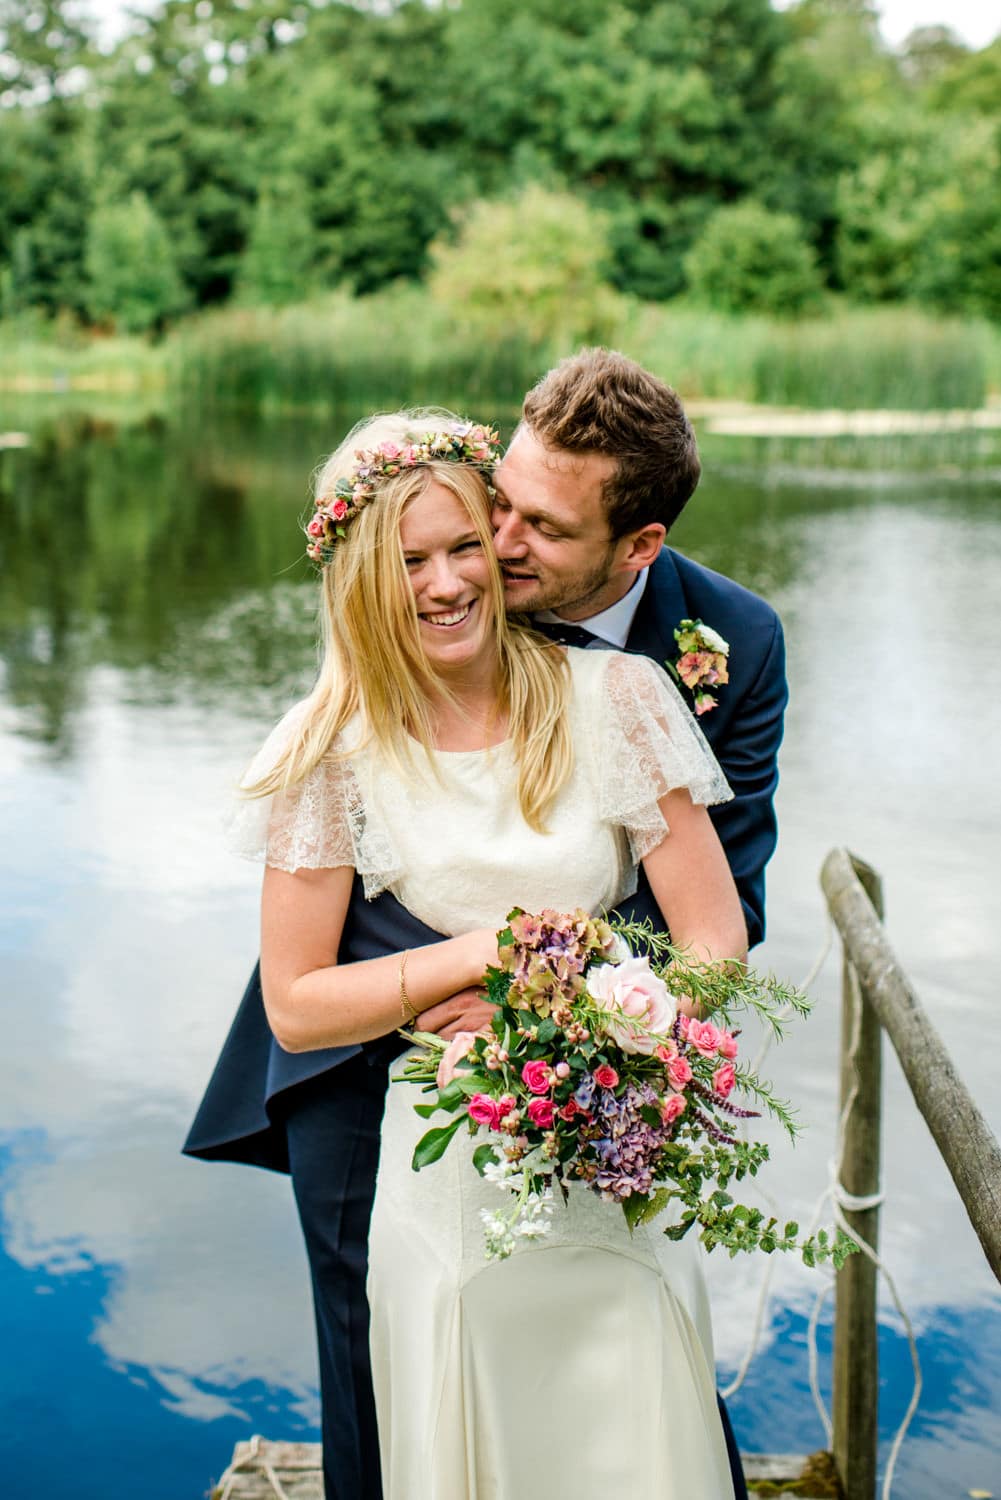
[235, 647, 736, 1500]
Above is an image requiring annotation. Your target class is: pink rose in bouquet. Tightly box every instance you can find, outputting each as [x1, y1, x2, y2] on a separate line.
[588, 956, 676, 1054]
[686, 1018, 723, 1057]
[713, 1062, 737, 1100]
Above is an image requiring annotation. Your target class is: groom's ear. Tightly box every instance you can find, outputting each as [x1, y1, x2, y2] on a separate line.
[615, 523, 666, 574]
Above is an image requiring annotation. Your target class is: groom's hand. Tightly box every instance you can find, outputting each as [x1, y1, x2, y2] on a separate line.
[420, 988, 496, 1039]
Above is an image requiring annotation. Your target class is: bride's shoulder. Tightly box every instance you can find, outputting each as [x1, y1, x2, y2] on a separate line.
[565, 646, 675, 712]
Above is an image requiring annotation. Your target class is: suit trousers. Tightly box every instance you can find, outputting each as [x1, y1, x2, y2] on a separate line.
[279, 1057, 748, 1500]
[281, 1056, 389, 1500]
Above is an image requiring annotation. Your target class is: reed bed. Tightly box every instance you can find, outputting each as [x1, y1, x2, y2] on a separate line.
[6, 294, 998, 419]
[173, 293, 996, 416]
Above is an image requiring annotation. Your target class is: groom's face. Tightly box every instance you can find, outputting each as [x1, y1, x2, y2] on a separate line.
[491, 426, 623, 617]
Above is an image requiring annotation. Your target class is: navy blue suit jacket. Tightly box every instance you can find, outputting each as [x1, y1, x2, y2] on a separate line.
[183, 547, 786, 1172]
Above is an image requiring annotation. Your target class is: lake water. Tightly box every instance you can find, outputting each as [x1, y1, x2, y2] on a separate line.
[1, 406, 1000, 1499]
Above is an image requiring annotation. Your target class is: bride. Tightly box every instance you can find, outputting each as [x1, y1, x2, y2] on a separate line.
[233, 410, 746, 1498]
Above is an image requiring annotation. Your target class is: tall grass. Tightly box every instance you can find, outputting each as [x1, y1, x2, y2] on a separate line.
[173, 291, 996, 416]
[0, 313, 167, 393]
[172, 289, 547, 416]
[7, 292, 997, 416]
[750, 308, 988, 410]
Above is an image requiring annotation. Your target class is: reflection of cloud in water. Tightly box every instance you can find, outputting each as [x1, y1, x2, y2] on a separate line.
[0, 679, 321, 1415]
[3, 1128, 319, 1421]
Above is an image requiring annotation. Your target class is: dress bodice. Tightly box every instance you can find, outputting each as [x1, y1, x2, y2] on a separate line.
[229, 647, 732, 933]
[350, 730, 631, 936]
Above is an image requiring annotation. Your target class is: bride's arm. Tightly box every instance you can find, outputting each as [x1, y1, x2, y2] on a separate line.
[641, 786, 749, 987]
[260, 864, 498, 1053]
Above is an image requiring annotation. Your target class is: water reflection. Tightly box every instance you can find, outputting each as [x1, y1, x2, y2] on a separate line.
[2, 411, 1000, 1498]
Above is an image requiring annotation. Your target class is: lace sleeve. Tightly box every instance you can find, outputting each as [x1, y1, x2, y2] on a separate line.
[598, 653, 733, 860]
[225, 702, 359, 874]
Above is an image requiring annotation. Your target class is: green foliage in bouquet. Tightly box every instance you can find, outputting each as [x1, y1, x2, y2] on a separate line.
[399, 909, 858, 1268]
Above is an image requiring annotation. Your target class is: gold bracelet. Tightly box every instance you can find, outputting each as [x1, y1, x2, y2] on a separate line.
[399, 950, 419, 1027]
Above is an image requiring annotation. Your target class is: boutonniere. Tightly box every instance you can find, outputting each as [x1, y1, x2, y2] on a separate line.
[667, 618, 730, 716]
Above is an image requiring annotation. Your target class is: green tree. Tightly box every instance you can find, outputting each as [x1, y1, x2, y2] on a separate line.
[236, 181, 315, 305]
[427, 184, 624, 345]
[85, 192, 189, 332]
[925, 35, 1001, 115]
[835, 110, 1000, 315]
[684, 199, 824, 315]
[439, 0, 790, 298]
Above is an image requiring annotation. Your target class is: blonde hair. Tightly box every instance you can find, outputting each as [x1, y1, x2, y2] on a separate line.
[247, 410, 573, 831]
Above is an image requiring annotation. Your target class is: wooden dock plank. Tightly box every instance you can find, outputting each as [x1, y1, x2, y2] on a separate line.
[213, 1441, 841, 1498]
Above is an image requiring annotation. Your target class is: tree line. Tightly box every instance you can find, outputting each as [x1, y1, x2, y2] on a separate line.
[1, 0, 998, 333]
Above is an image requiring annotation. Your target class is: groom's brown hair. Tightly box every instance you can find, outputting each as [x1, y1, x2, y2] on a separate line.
[521, 347, 701, 539]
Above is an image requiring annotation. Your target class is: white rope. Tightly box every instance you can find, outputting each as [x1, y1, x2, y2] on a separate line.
[216, 1434, 297, 1500]
[720, 911, 923, 1500]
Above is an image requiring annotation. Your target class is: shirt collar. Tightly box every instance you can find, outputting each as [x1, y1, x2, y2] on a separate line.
[534, 568, 650, 649]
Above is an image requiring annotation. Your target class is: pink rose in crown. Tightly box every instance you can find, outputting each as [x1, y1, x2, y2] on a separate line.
[527, 1098, 555, 1129]
[306, 516, 325, 538]
[660, 1093, 686, 1126]
[588, 956, 676, 1054]
[521, 1060, 553, 1094]
[379, 442, 401, 460]
[468, 1094, 501, 1129]
[666, 1054, 693, 1092]
[436, 1031, 479, 1090]
[330, 498, 349, 520]
[593, 1064, 619, 1089]
[713, 1062, 737, 1099]
[686, 1018, 723, 1057]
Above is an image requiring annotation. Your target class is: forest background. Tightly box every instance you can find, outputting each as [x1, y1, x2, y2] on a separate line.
[2, 0, 1000, 412]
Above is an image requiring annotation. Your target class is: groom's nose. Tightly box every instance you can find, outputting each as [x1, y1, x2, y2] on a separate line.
[492, 507, 527, 559]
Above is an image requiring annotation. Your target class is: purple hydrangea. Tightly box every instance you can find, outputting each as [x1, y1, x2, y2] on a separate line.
[590, 1081, 670, 1201]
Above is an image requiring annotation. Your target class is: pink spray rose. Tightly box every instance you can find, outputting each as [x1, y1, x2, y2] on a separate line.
[660, 1093, 686, 1126]
[527, 1098, 556, 1129]
[521, 1060, 553, 1094]
[593, 1064, 619, 1089]
[717, 1029, 738, 1060]
[713, 1063, 737, 1099]
[587, 956, 676, 1055]
[468, 1094, 501, 1129]
[436, 1031, 479, 1090]
[330, 497, 349, 520]
[686, 1018, 723, 1057]
[306, 515, 326, 538]
[666, 1054, 693, 1092]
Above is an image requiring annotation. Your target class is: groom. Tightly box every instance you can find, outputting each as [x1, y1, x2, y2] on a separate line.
[184, 348, 787, 1500]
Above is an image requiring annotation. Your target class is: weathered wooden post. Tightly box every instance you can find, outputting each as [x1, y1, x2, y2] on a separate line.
[830, 854, 884, 1500]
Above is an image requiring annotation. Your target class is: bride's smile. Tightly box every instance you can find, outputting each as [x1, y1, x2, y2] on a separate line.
[401, 480, 497, 675]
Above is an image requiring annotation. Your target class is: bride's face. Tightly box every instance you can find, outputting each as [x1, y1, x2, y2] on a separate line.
[399, 481, 496, 674]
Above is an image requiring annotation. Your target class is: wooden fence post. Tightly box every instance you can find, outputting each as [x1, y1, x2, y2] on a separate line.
[832, 857, 884, 1500]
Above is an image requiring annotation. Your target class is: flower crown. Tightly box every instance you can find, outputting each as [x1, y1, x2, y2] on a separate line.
[305, 423, 502, 565]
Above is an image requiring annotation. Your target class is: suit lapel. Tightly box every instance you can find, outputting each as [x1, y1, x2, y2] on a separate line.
[625, 549, 687, 663]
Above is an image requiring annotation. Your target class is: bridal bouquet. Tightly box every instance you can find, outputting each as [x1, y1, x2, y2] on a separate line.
[400, 908, 857, 1266]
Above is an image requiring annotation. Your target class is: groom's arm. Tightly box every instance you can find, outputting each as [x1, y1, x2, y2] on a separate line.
[708, 613, 787, 949]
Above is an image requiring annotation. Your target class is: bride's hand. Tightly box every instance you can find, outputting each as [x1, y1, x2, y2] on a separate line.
[420, 987, 497, 1040]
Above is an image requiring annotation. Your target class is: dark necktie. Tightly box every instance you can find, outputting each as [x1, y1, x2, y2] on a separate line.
[532, 619, 600, 649]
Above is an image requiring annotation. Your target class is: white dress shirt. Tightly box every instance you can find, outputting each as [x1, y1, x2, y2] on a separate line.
[534, 567, 650, 649]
